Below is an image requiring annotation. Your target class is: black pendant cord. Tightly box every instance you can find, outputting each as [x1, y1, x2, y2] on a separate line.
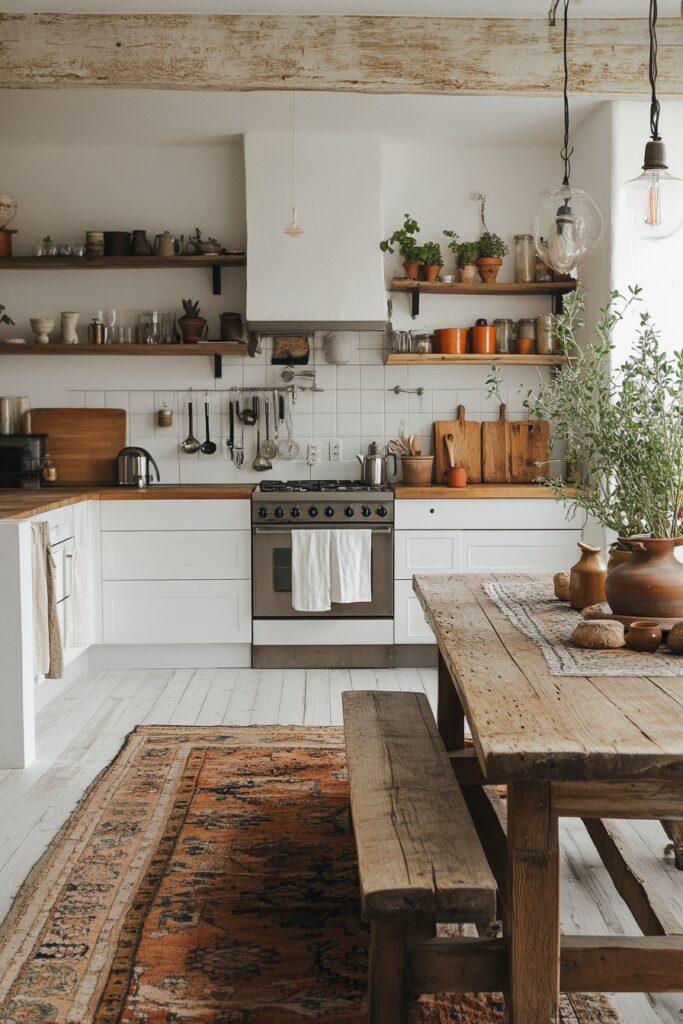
[560, 0, 574, 190]
[649, 0, 661, 141]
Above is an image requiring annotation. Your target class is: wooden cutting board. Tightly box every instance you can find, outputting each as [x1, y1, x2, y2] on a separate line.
[510, 419, 550, 483]
[25, 408, 127, 485]
[434, 405, 481, 483]
[482, 403, 512, 483]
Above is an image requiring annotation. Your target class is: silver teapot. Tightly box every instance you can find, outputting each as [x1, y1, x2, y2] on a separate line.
[356, 442, 396, 487]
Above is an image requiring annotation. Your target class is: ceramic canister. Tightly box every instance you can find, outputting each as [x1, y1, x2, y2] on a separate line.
[323, 331, 355, 364]
[470, 318, 496, 355]
[434, 328, 468, 354]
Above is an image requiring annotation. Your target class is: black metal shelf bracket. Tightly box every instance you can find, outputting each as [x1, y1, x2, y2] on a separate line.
[213, 354, 222, 379]
[411, 286, 420, 319]
[212, 264, 222, 296]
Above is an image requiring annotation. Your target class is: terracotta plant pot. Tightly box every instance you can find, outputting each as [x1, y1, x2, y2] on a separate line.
[423, 264, 440, 283]
[515, 337, 535, 355]
[459, 264, 477, 284]
[178, 317, 208, 344]
[477, 257, 502, 283]
[402, 261, 419, 280]
[570, 542, 607, 610]
[434, 328, 467, 354]
[607, 546, 632, 574]
[605, 537, 683, 617]
[444, 466, 467, 488]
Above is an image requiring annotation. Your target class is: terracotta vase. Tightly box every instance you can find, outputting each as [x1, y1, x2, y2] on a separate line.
[444, 466, 467, 488]
[459, 264, 477, 284]
[570, 542, 607, 610]
[605, 537, 683, 617]
[423, 264, 440, 283]
[477, 257, 502, 283]
[607, 547, 632, 574]
[402, 261, 419, 280]
[178, 317, 207, 344]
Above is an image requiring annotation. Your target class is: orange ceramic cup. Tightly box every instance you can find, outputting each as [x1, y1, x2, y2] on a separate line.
[445, 466, 468, 488]
[516, 337, 535, 355]
[434, 328, 468, 354]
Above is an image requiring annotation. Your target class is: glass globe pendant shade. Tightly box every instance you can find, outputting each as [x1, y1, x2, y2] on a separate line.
[534, 185, 604, 275]
[283, 206, 304, 238]
[623, 141, 683, 240]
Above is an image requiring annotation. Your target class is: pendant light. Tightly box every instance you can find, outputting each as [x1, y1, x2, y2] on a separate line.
[623, 0, 683, 240]
[283, 93, 304, 238]
[534, 0, 604, 275]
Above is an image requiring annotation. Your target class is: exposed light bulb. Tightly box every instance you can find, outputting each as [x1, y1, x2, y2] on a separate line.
[283, 207, 304, 238]
[623, 141, 683, 240]
[534, 186, 604, 275]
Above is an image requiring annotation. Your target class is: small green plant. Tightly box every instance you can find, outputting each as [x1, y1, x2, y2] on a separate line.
[0, 304, 14, 327]
[443, 229, 459, 255]
[478, 232, 509, 260]
[181, 299, 202, 319]
[456, 241, 479, 267]
[418, 241, 444, 267]
[379, 213, 420, 260]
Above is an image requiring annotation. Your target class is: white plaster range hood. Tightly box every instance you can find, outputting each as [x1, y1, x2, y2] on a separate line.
[244, 133, 387, 331]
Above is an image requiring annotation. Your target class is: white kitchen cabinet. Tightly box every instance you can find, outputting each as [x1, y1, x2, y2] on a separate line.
[100, 499, 250, 532]
[395, 498, 575, 532]
[394, 580, 435, 643]
[102, 530, 250, 581]
[461, 529, 581, 573]
[103, 579, 251, 645]
[395, 531, 461, 579]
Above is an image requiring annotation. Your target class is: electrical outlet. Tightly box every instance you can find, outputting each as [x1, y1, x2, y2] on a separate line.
[307, 442, 320, 466]
[329, 439, 342, 462]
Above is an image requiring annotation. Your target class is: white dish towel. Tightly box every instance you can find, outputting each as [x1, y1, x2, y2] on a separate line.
[291, 529, 332, 612]
[331, 529, 372, 604]
[69, 501, 91, 648]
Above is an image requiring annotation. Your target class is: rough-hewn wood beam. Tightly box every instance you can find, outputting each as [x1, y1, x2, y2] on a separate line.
[1, 14, 682, 95]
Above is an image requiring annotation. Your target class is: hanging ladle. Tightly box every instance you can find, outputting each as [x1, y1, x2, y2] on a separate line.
[200, 399, 217, 455]
[180, 399, 201, 454]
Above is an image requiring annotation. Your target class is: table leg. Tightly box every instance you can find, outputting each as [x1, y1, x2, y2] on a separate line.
[437, 649, 465, 750]
[663, 820, 683, 870]
[506, 781, 560, 1024]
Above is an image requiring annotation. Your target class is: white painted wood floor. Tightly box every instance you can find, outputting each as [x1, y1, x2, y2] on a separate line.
[0, 667, 681, 1024]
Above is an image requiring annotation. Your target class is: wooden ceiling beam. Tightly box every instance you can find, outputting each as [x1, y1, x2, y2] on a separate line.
[1, 14, 682, 96]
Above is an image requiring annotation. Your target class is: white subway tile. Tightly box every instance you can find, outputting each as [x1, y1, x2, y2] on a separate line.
[337, 366, 361, 389]
[360, 389, 385, 413]
[129, 412, 155, 439]
[360, 413, 384, 437]
[105, 391, 130, 412]
[337, 413, 362, 435]
[84, 391, 105, 408]
[129, 390, 154, 414]
[313, 413, 337, 436]
[359, 365, 384, 389]
[359, 348, 384, 365]
[336, 390, 361, 414]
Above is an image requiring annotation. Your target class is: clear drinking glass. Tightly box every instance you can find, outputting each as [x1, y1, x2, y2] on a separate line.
[104, 309, 117, 343]
[159, 311, 176, 344]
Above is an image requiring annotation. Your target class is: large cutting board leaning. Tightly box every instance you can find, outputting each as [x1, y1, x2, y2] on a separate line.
[24, 408, 127, 485]
[434, 405, 482, 483]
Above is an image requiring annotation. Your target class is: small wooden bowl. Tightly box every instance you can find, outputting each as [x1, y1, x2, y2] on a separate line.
[625, 619, 662, 652]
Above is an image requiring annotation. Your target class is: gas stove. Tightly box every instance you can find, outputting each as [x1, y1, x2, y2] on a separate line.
[252, 479, 394, 524]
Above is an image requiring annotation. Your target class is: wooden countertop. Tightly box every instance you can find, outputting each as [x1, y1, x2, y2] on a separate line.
[393, 484, 561, 500]
[0, 484, 254, 520]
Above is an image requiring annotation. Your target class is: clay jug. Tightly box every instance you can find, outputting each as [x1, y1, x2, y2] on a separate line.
[570, 542, 607, 610]
[605, 537, 683, 617]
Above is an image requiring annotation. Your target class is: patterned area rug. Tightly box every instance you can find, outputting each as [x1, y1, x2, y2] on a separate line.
[486, 578, 683, 676]
[0, 726, 619, 1023]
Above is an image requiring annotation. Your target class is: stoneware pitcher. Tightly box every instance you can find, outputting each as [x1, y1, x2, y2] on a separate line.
[605, 537, 683, 617]
[154, 231, 181, 257]
[569, 542, 607, 610]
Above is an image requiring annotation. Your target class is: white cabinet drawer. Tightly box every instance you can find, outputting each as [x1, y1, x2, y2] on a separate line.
[461, 529, 581, 573]
[395, 531, 461, 579]
[102, 580, 252, 644]
[100, 499, 250, 532]
[394, 580, 435, 645]
[395, 499, 575, 531]
[102, 530, 250, 581]
[36, 505, 75, 545]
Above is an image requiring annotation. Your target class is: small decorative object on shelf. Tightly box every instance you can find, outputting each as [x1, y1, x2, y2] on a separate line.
[471, 318, 496, 355]
[178, 299, 207, 344]
[154, 231, 181, 257]
[401, 455, 433, 487]
[571, 620, 625, 650]
[416, 241, 443, 283]
[104, 231, 131, 257]
[130, 229, 151, 256]
[41, 454, 58, 483]
[0, 303, 15, 329]
[184, 227, 221, 255]
[157, 405, 173, 428]
[493, 318, 514, 354]
[0, 195, 17, 229]
[477, 232, 509, 283]
[414, 333, 433, 354]
[535, 313, 558, 355]
[30, 317, 55, 345]
[569, 542, 607, 610]
[380, 212, 421, 279]
[60, 311, 79, 344]
[88, 311, 106, 345]
[85, 231, 105, 258]
[513, 233, 535, 283]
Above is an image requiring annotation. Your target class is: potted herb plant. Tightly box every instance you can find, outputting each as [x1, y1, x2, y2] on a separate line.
[457, 241, 479, 284]
[178, 299, 207, 344]
[379, 213, 420, 280]
[0, 304, 15, 329]
[527, 286, 683, 617]
[477, 232, 509, 283]
[418, 241, 443, 283]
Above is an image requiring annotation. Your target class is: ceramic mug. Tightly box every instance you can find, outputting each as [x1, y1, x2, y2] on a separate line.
[444, 466, 467, 488]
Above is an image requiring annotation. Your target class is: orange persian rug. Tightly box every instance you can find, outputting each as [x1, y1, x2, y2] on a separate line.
[0, 726, 619, 1023]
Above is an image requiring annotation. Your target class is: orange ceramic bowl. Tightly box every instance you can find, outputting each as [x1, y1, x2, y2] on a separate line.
[434, 328, 468, 354]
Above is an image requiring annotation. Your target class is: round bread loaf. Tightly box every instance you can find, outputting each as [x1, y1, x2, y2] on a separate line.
[667, 621, 683, 653]
[553, 571, 571, 602]
[571, 620, 625, 650]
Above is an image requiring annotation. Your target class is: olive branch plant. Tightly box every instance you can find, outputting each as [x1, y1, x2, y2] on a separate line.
[488, 286, 683, 542]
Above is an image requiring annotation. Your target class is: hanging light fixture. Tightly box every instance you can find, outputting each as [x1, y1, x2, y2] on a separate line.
[283, 93, 304, 238]
[623, 0, 683, 240]
[534, 0, 604, 274]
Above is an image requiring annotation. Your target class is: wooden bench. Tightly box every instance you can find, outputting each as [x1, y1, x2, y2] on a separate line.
[342, 690, 497, 1023]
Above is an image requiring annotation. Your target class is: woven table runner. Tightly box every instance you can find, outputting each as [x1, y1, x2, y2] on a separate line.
[485, 577, 683, 677]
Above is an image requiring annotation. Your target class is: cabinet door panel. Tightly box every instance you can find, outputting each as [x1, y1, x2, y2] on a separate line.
[103, 580, 251, 644]
[102, 530, 250, 580]
[100, 499, 250, 532]
[394, 580, 435, 645]
[461, 529, 581, 572]
[395, 531, 461, 579]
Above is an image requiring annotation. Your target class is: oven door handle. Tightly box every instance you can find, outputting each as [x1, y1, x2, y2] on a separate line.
[253, 527, 393, 535]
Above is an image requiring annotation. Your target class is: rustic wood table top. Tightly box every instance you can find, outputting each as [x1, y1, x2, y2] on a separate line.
[413, 573, 683, 784]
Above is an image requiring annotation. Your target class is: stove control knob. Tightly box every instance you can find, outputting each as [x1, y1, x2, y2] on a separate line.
[324, 506, 335, 518]
[257, 506, 269, 520]
[361, 505, 372, 518]
[308, 506, 320, 518]
[274, 506, 285, 520]
[376, 505, 389, 518]
[291, 506, 301, 519]
[344, 506, 355, 518]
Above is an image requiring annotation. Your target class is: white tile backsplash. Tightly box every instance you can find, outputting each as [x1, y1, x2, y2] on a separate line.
[77, 330, 553, 483]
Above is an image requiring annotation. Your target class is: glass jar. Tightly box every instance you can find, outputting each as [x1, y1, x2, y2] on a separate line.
[493, 318, 514, 354]
[516, 317, 537, 342]
[536, 313, 559, 354]
[41, 454, 58, 482]
[414, 334, 433, 355]
[535, 241, 553, 282]
[513, 234, 535, 283]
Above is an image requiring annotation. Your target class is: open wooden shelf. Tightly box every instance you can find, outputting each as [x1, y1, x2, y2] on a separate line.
[0, 253, 246, 295]
[385, 353, 567, 366]
[0, 341, 247, 379]
[390, 277, 576, 317]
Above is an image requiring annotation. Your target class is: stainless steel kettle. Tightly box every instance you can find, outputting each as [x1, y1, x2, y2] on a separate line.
[116, 446, 161, 488]
[356, 442, 397, 487]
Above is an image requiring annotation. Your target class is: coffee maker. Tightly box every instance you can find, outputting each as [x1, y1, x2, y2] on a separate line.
[0, 434, 46, 489]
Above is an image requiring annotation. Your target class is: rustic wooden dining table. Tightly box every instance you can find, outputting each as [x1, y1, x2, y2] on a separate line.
[413, 573, 683, 1024]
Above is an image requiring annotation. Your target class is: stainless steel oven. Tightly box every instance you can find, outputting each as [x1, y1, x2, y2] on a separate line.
[251, 482, 394, 620]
